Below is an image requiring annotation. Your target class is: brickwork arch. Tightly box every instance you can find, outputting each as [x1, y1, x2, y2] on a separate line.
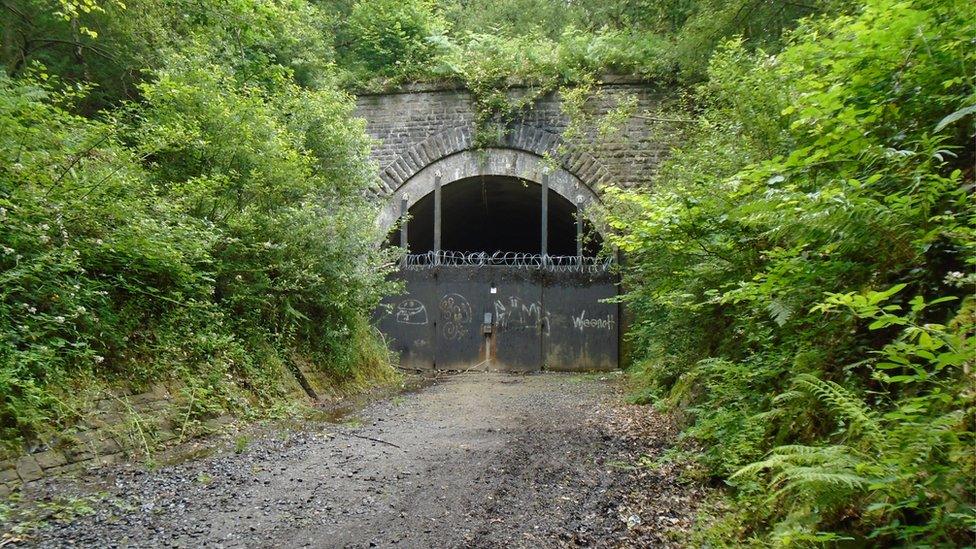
[375, 124, 612, 197]
[376, 147, 602, 235]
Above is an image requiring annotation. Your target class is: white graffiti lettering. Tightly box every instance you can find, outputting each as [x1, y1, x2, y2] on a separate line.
[494, 295, 551, 335]
[571, 310, 616, 332]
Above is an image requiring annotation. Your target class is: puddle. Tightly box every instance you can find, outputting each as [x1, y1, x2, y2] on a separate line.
[307, 405, 358, 424]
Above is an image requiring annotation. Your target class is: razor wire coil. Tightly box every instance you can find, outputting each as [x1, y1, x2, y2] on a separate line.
[400, 251, 614, 273]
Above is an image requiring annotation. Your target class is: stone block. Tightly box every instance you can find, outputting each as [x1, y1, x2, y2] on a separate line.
[43, 462, 84, 477]
[33, 450, 68, 470]
[95, 398, 119, 412]
[94, 437, 122, 455]
[64, 445, 94, 463]
[15, 455, 43, 483]
[130, 384, 169, 405]
[88, 411, 123, 429]
[407, 148, 423, 171]
[392, 159, 410, 180]
[146, 399, 172, 412]
[0, 465, 18, 483]
[95, 453, 122, 467]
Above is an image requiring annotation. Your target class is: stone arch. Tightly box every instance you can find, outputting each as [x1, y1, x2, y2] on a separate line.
[377, 147, 604, 235]
[375, 124, 613, 196]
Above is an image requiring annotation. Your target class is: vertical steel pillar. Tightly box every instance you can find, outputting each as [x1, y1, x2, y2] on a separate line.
[576, 199, 583, 259]
[433, 173, 442, 265]
[540, 172, 549, 258]
[399, 195, 409, 251]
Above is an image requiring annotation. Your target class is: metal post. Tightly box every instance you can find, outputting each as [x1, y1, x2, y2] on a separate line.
[433, 173, 442, 265]
[576, 199, 583, 260]
[399, 195, 409, 251]
[540, 172, 548, 259]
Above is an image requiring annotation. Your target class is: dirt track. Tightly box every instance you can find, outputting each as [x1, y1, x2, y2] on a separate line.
[8, 372, 702, 548]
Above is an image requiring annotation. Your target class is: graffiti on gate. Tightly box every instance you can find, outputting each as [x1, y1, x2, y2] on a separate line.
[395, 298, 429, 325]
[571, 310, 616, 332]
[494, 295, 551, 336]
[439, 293, 472, 340]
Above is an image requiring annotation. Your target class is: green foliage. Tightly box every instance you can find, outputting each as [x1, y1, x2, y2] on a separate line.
[0, 2, 398, 454]
[339, 0, 446, 82]
[2, 0, 337, 109]
[734, 292, 974, 544]
[605, 0, 975, 544]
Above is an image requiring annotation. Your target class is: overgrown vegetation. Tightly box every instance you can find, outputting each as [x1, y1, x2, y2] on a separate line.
[329, 0, 839, 143]
[603, 0, 975, 544]
[0, 0, 398, 455]
[2, 0, 973, 545]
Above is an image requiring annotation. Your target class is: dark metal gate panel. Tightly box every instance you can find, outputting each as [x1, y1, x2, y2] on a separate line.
[376, 271, 436, 370]
[432, 267, 484, 371]
[542, 271, 618, 371]
[488, 268, 543, 372]
[376, 256, 619, 372]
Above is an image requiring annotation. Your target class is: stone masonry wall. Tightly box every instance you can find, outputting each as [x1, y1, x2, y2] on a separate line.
[0, 364, 327, 496]
[355, 78, 671, 197]
[0, 384, 179, 498]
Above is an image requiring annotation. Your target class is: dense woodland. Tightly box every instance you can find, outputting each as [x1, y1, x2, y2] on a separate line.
[1, 0, 973, 545]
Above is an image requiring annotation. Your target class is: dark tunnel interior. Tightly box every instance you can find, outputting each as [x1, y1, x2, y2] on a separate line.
[387, 175, 602, 256]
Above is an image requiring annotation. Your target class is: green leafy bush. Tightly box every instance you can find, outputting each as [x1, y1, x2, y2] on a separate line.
[0, 3, 398, 453]
[605, 0, 975, 543]
[340, 0, 447, 82]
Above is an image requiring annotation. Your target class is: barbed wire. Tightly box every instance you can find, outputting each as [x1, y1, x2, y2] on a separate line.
[401, 251, 614, 273]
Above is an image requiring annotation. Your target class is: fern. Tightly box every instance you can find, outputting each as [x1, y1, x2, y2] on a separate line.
[792, 374, 882, 446]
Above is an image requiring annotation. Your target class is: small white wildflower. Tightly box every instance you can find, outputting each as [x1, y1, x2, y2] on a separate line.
[235, 274, 243, 281]
[95, 239, 104, 245]
[28, 306, 37, 314]
[2, 246, 13, 255]
[94, 355, 105, 364]
[263, 241, 273, 249]
[54, 316, 65, 324]
[39, 235, 50, 244]
[76, 306, 86, 314]
[40, 224, 49, 231]
[0, 207, 6, 217]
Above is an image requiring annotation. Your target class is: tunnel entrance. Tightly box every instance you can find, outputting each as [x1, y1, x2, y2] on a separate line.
[377, 174, 618, 372]
[389, 175, 601, 256]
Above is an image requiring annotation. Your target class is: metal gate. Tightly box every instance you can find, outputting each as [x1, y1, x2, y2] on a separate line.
[376, 253, 618, 372]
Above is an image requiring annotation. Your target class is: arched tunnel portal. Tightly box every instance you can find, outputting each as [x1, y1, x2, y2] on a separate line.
[375, 148, 619, 373]
[389, 175, 602, 257]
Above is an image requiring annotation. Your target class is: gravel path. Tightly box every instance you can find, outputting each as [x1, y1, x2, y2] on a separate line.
[5, 372, 703, 548]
